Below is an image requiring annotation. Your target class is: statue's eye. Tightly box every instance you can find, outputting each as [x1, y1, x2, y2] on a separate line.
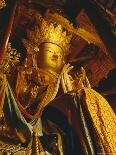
[48, 50, 53, 53]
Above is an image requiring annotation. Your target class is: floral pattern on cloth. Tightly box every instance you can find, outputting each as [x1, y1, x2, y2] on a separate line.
[82, 88, 116, 154]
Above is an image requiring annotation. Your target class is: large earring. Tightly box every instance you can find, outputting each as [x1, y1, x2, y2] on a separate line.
[33, 46, 39, 69]
[34, 46, 39, 53]
[32, 53, 38, 70]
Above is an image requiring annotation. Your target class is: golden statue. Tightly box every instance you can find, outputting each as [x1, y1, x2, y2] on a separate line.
[0, 11, 116, 155]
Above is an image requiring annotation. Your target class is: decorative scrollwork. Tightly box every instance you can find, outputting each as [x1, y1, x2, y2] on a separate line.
[2, 43, 21, 75]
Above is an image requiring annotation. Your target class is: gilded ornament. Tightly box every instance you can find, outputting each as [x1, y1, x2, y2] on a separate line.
[23, 14, 72, 55]
[0, 0, 6, 9]
[2, 43, 20, 74]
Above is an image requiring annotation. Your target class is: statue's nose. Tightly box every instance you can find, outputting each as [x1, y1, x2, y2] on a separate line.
[53, 55, 58, 59]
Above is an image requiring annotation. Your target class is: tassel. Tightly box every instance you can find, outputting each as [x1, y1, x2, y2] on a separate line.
[31, 131, 43, 155]
[31, 129, 52, 155]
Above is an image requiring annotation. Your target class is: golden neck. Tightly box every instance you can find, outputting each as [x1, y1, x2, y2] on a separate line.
[36, 67, 59, 85]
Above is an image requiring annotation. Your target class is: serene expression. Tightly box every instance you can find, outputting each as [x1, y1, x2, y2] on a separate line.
[37, 43, 64, 73]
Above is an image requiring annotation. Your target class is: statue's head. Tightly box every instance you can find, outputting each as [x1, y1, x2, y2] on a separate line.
[23, 12, 75, 73]
[37, 42, 64, 73]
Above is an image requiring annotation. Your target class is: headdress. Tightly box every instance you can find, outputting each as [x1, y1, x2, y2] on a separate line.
[23, 11, 105, 55]
[23, 12, 74, 55]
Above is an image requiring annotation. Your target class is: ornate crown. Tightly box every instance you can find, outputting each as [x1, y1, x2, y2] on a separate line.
[23, 11, 104, 55]
[23, 12, 74, 54]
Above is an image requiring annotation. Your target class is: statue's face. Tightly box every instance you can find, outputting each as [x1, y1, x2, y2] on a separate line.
[37, 43, 64, 73]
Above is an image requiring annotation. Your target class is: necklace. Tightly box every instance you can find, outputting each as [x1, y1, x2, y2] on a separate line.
[17, 67, 61, 120]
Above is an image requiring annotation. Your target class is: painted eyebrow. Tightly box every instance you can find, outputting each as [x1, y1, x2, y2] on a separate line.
[43, 47, 62, 54]
[43, 47, 54, 51]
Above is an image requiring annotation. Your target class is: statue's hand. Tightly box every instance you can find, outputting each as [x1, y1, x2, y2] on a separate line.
[62, 63, 73, 74]
[78, 67, 86, 81]
[73, 67, 86, 92]
[74, 67, 91, 91]
[61, 64, 74, 93]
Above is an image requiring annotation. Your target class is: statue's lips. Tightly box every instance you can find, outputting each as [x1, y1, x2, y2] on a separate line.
[51, 58, 58, 61]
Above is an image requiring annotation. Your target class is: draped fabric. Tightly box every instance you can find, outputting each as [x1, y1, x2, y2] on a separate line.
[0, 74, 116, 154]
[44, 93, 95, 155]
[2, 78, 32, 143]
[45, 90, 116, 155]
[82, 88, 116, 154]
